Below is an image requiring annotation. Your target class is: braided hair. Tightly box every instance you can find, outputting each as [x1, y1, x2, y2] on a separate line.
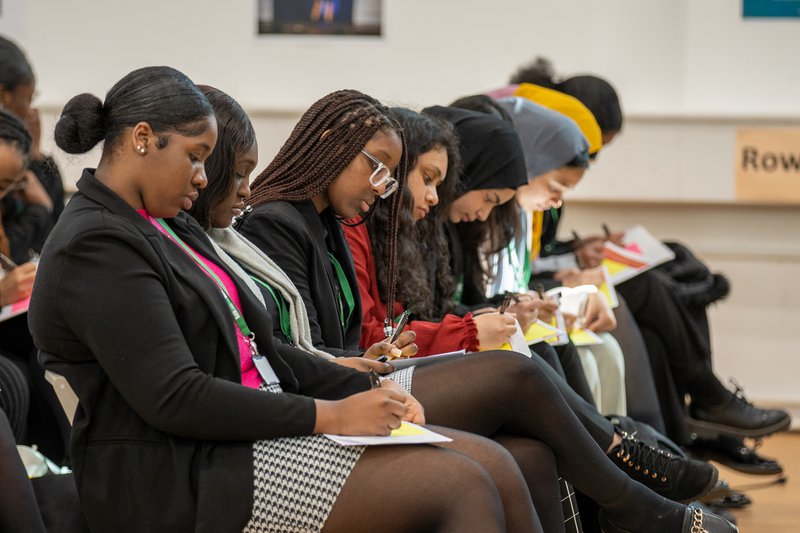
[248, 89, 408, 331]
[0, 109, 32, 160]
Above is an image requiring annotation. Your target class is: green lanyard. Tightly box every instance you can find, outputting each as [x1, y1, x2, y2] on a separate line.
[543, 207, 560, 254]
[454, 275, 464, 305]
[507, 240, 532, 292]
[250, 276, 293, 345]
[155, 219, 257, 355]
[327, 252, 355, 333]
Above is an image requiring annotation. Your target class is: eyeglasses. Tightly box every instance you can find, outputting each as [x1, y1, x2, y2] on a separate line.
[360, 150, 398, 199]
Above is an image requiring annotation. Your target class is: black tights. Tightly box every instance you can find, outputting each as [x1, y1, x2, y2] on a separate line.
[409, 351, 685, 532]
[610, 296, 667, 432]
[326, 430, 515, 532]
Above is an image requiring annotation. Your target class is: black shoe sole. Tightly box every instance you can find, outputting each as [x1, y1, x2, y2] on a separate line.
[677, 463, 719, 504]
[693, 449, 784, 476]
[686, 414, 791, 439]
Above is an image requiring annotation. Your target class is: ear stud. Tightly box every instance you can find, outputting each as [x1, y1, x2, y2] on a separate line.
[137, 145, 147, 154]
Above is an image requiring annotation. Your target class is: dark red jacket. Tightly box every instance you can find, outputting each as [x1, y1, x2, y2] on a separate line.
[343, 223, 479, 355]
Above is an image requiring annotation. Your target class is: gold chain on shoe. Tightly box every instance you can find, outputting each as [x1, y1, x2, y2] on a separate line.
[691, 507, 707, 533]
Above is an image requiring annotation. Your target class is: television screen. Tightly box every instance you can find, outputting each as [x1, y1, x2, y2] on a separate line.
[258, 0, 382, 36]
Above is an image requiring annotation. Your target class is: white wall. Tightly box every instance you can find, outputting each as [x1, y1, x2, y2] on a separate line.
[4, 0, 795, 116]
[3, 1, 800, 407]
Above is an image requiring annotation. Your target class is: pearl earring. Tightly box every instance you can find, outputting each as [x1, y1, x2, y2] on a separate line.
[137, 146, 147, 154]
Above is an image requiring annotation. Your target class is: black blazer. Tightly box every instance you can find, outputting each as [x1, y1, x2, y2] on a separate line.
[237, 201, 362, 357]
[28, 170, 370, 533]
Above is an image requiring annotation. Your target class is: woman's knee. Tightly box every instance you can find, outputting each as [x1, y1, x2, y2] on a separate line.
[480, 351, 547, 383]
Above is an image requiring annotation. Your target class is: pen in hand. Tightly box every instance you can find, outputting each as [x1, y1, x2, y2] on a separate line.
[499, 293, 513, 314]
[0, 252, 18, 272]
[602, 223, 611, 238]
[535, 283, 546, 300]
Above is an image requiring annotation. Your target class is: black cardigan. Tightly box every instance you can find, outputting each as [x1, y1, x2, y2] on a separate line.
[28, 170, 370, 533]
[237, 201, 363, 357]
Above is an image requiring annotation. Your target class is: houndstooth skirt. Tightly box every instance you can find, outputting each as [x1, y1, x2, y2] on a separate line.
[242, 367, 415, 532]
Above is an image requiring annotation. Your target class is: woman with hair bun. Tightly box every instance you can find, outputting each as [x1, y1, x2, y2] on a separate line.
[28, 67, 534, 533]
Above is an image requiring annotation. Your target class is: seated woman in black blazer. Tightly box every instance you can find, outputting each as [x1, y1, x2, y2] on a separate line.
[234, 89, 734, 533]
[26, 67, 560, 533]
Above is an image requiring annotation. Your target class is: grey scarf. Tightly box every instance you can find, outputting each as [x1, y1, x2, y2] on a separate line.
[206, 227, 333, 360]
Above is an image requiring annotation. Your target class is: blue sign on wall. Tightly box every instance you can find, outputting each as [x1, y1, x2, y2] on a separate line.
[743, 0, 800, 17]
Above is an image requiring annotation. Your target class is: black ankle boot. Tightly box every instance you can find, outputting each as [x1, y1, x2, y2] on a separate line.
[599, 503, 738, 533]
[609, 430, 718, 503]
[689, 383, 791, 439]
[610, 416, 687, 459]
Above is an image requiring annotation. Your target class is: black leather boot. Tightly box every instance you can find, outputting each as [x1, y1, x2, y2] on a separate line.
[688, 384, 791, 439]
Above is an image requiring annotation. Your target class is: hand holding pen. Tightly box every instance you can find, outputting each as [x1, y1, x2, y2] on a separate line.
[368, 310, 418, 362]
[0, 260, 37, 306]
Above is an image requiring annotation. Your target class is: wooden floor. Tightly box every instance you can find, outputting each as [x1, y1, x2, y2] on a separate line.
[711, 432, 799, 532]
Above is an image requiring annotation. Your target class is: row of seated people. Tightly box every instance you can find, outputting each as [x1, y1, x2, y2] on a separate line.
[2, 38, 789, 532]
[0, 35, 82, 533]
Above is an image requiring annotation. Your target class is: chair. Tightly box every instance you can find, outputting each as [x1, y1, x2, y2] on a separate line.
[44, 369, 78, 425]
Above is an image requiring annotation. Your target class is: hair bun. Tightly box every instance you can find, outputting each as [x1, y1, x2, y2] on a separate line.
[54, 93, 105, 154]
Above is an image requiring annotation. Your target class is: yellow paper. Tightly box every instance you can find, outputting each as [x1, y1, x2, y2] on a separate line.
[602, 258, 630, 276]
[568, 328, 604, 347]
[390, 422, 428, 437]
[524, 321, 561, 343]
[598, 264, 619, 309]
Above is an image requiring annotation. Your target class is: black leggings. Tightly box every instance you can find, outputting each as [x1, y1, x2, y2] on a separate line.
[408, 351, 684, 533]
[610, 296, 667, 432]
[617, 270, 729, 407]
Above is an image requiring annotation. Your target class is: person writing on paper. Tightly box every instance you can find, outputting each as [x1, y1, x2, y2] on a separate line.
[197, 86, 732, 533]
[518, 59, 787, 467]
[0, 36, 64, 236]
[343, 108, 525, 355]
[341, 105, 714, 498]
[0, 109, 38, 311]
[31, 69, 556, 533]
[191, 85, 583, 531]
[0, 109, 72, 467]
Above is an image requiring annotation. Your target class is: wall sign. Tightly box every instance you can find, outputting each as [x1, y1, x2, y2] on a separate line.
[735, 128, 800, 203]
[743, 0, 800, 18]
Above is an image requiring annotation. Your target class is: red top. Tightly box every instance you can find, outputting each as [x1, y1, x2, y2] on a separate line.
[343, 223, 479, 355]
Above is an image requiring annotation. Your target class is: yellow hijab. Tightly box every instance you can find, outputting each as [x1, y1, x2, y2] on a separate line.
[513, 83, 603, 155]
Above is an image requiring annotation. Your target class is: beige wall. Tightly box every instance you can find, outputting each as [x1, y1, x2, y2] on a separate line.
[10, 0, 800, 410]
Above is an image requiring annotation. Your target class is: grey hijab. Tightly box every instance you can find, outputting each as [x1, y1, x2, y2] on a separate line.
[496, 96, 589, 178]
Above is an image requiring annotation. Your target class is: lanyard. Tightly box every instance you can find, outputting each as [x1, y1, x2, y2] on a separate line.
[327, 252, 355, 333]
[507, 240, 531, 292]
[530, 210, 544, 262]
[250, 276, 293, 345]
[453, 275, 464, 305]
[543, 207, 560, 254]
[154, 219, 280, 386]
[156, 219, 255, 346]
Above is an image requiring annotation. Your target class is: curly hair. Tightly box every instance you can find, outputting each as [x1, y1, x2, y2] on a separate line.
[248, 90, 408, 326]
[367, 108, 461, 320]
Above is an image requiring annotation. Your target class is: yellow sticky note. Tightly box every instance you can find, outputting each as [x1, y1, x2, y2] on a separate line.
[390, 422, 427, 437]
